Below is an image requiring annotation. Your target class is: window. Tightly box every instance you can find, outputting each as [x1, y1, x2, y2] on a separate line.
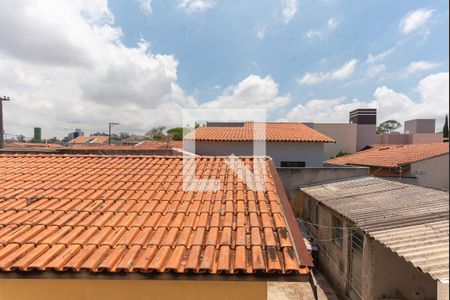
[332, 216, 343, 248]
[280, 161, 306, 167]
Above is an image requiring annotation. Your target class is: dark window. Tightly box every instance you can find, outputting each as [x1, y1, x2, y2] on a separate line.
[332, 216, 343, 248]
[280, 161, 306, 167]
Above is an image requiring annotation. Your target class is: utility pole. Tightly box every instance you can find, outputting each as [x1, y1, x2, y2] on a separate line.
[108, 122, 119, 145]
[0, 96, 11, 149]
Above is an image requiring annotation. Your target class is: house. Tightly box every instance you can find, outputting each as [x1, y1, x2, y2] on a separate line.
[184, 122, 335, 167]
[311, 108, 378, 160]
[299, 177, 449, 300]
[69, 135, 109, 145]
[0, 153, 313, 300]
[325, 143, 449, 190]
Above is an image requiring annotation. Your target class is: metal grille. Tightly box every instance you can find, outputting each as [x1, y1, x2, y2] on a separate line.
[348, 231, 364, 300]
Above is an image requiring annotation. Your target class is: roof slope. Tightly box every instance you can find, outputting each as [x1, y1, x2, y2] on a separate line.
[326, 143, 449, 168]
[185, 122, 335, 143]
[70, 136, 109, 145]
[68, 140, 183, 151]
[0, 154, 310, 277]
[301, 177, 449, 282]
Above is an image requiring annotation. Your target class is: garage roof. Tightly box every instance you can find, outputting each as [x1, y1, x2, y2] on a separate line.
[301, 177, 449, 282]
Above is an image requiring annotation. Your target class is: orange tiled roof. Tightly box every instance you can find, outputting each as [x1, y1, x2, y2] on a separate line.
[6, 142, 62, 149]
[185, 123, 335, 143]
[68, 140, 183, 151]
[326, 143, 449, 168]
[70, 136, 109, 144]
[0, 154, 311, 276]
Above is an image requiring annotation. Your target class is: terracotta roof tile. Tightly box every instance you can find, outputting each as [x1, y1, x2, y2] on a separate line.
[0, 154, 311, 276]
[185, 122, 334, 143]
[326, 143, 449, 168]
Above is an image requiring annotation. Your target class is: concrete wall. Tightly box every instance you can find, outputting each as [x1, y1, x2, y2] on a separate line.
[410, 133, 443, 144]
[194, 141, 325, 167]
[277, 167, 369, 208]
[0, 279, 267, 300]
[371, 239, 437, 299]
[376, 133, 409, 145]
[405, 119, 436, 134]
[411, 154, 449, 190]
[376, 133, 443, 145]
[356, 124, 376, 151]
[313, 123, 357, 160]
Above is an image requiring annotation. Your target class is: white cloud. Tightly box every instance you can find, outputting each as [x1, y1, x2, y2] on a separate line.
[137, 0, 152, 15]
[400, 8, 434, 34]
[298, 59, 358, 85]
[255, 23, 266, 40]
[178, 0, 216, 13]
[281, 0, 298, 23]
[305, 17, 340, 41]
[202, 75, 290, 111]
[0, 0, 193, 138]
[404, 61, 442, 75]
[327, 17, 340, 30]
[366, 64, 386, 78]
[288, 72, 449, 127]
[366, 47, 396, 64]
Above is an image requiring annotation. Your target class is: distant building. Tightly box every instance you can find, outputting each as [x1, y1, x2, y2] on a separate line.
[325, 143, 449, 190]
[300, 177, 449, 300]
[63, 128, 84, 142]
[184, 122, 335, 167]
[377, 118, 443, 145]
[33, 127, 42, 141]
[68, 135, 109, 145]
[312, 109, 377, 159]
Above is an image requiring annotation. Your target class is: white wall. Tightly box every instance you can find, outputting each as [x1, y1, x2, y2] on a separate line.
[313, 123, 357, 159]
[411, 154, 449, 190]
[194, 141, 324, 167]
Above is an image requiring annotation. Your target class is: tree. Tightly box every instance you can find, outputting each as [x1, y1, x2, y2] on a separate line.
[376, 120, 401, 134]
[444, 115, 449, 140]
[145, 126, 166, 140]
[166, 127, 184, 140]
[334, 150, 351, 158]
[16, 134, 26, 142]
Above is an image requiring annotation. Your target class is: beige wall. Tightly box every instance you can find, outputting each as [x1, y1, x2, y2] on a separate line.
[313, 123, 357, 159]
[410, 133, 443, 144]
[411, 154, 449, 190]
[0, 279, 267, 300]
[376, 133, 443, 145]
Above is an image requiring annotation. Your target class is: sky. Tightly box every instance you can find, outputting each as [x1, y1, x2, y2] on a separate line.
[0, 0, 448, 139]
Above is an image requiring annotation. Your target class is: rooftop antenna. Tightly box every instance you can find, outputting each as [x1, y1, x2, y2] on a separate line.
[108, 122, 119, 145]
[0, 96, 11, 149]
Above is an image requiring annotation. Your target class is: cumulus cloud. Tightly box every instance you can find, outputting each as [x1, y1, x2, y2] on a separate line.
[255, 23, 266, 40]
[178, 0, 216, 13]
[366, 64, 386, 78]
[0, 0, 191, 138]
[288, 72, 449, 128]
[297, 59, 358, 85]
[305, 17, 340, 41]
[281, 0, 298, 23]
[404, 60, 442, 75]
[400, 8, 434, 34]
[202, 75, 291, 111]
[137, 0, 152, 15]
[366, 47, 396, 64]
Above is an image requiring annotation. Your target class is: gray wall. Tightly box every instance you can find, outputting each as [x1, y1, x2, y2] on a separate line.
[193, 141, 325, 167]
[371, 239, 437, 299]
[405, 119, 436, 134]
[411, 154, 449, 190]
[356, 124, 376, 150]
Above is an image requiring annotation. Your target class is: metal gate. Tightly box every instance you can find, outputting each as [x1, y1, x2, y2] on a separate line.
[348, 231, 364, 300]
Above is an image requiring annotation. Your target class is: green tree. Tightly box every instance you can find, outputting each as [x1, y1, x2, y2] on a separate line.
[145, 126, 166, 140]
[16, 134, 26, 142]
[166, 127, 184, 140]
[444, 115, 449, 139]
[376, 120, 402, 134]
[334, 150, 351, 158]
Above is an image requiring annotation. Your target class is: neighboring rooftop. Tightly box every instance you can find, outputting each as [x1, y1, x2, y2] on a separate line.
[185, 122, 335, 143]
[326, 143, 449, 168]
[4, 142, 62, 149]
[68, 140, 183, 151]
[0, 154, 311, 277]
[301, 176, 449, 282]
[69, 135, 109, 144]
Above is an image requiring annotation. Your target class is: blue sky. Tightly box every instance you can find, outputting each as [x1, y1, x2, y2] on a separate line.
[0, 0, 449, 138]
[110, 0, 448, 109]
